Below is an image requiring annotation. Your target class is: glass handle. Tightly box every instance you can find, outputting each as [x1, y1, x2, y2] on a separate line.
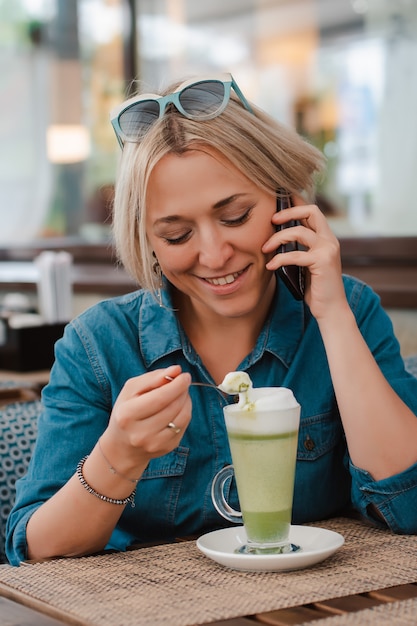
[211, 465, 242, 523]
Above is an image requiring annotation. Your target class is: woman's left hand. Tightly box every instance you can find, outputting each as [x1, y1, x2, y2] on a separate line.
[262, 195, 347, 320]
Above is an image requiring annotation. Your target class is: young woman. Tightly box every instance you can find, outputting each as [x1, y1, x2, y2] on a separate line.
[6, 74, 417, 565]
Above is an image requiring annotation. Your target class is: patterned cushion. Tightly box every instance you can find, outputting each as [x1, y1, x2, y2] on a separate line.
[0, 400, 41, 564]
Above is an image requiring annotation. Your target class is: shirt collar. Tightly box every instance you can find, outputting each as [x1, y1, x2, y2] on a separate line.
[138, 276, 306, 369]
[138, 288, 183, 368]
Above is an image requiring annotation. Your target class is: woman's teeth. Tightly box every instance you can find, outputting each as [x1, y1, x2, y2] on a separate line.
[206, 271, 241, 286]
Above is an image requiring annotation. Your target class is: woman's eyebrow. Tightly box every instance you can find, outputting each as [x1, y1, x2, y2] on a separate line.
[153, 215, 182, 225]
[212, 193, 247, 210]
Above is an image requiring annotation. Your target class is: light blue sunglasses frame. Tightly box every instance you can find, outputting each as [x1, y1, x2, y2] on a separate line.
[110, 73, 254, 149]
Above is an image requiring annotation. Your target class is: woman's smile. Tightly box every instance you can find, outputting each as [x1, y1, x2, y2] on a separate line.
[204, 270, 243, 286]
[201, 266, 247, 286]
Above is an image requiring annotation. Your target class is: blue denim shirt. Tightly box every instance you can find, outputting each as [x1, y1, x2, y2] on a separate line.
[6, 274, 417, 564]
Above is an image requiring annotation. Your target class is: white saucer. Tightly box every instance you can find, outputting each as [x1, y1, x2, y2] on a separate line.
[196, 525, 344, 572]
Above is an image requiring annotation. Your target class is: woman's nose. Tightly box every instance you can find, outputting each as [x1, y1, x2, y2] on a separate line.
[198, 232, 233, 268]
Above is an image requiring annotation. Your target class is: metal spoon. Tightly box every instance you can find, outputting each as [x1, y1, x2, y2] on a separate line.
[164, 375, 233, 400]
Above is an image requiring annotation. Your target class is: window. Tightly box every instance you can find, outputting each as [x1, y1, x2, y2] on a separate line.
[2, 0, 417, 243]
[0, 0, 128, 244]
[136, 0, 417, 237]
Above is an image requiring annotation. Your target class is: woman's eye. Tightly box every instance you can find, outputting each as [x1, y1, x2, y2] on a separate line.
[221, 207, 253, 226]
[163, 231, 191, 245]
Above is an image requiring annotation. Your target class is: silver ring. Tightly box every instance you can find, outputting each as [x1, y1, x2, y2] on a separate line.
[167, 421, 181, 435]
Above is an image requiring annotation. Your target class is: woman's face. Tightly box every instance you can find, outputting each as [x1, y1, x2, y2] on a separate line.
[146, 147, 277, 322]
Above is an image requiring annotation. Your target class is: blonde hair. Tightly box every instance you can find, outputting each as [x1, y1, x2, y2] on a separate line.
[112, 80, 325, 292]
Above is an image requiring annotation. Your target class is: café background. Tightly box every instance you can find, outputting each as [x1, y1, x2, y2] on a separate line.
[1, 0, 417, 355]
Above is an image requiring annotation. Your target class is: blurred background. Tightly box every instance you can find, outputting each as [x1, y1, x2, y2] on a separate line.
[2, 0, 417, 246]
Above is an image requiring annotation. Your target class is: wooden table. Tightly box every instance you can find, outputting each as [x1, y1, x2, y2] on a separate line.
[2, 582, 417, 625]
[0, 370, 48, 405]
[0, 369, 49, 384]
[1, 518, 417, 626]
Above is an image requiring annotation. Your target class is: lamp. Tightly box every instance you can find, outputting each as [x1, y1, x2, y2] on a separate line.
[46, 124, 91, 164]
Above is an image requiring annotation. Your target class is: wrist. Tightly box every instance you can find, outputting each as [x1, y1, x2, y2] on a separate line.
[315, 299, 354, 328]
[98, 437, 140, 484]
[316, 304, 360, 358]
[97, 432, 149, 483]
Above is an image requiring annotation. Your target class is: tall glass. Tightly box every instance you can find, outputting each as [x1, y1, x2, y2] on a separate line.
[212, 387, 300, 554]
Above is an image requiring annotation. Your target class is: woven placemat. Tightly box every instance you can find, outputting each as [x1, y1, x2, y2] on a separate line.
[298, 598, 417, 626]
[1, 518, 417, 626]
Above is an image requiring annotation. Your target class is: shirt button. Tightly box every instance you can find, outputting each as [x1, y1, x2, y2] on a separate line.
[304, 435, 315, 451]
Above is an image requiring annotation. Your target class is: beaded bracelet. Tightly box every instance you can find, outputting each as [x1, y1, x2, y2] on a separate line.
[76, 456, 136, 507]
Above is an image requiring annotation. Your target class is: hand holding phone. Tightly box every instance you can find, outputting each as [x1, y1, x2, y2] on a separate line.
[275, 193, 305, 300]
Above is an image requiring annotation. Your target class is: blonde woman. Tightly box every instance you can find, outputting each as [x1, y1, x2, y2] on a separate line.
[7, 74, 417, 564]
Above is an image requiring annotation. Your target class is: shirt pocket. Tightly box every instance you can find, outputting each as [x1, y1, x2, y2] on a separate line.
[297, 412, 343, 461]
[141, 446, 188, 479]
[133, 447, 190, 534]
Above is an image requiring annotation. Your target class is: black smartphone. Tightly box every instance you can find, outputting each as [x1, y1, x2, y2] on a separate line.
[275, 193, 305, 300]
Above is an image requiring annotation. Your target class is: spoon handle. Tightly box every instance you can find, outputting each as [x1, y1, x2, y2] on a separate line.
[164, 376, 228, 398]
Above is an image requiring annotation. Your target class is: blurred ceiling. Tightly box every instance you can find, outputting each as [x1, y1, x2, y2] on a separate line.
[137, 0, 362, 30]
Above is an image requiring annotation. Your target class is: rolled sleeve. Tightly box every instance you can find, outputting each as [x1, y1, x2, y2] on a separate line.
[5, 505, 37, 566]
[350, 460, 417, 534]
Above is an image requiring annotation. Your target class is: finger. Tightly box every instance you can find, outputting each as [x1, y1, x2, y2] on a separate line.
[112, 370, 191, 437]
[162, 399, 192, 438]
[147, 387, 192, 433]
[161, 364, 183, 385]
[272, 203, 316, 227]
[117, 384, 191, 442]
[119, 370, 190, 417]
[134, 396, 192, 456]
[123, 373, 191, 421]
[265, 248, 308, 271]
[262, 223, 316, 256]
[121, 366, 184, 399]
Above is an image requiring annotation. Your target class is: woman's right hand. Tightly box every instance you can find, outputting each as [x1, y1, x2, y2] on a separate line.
[102, 365, 192, 478]
[25, 365, 191, 562]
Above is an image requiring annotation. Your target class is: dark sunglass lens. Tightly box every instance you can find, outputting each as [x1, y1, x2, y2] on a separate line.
[179, 81, 225, 116]
[118, 100, 160, 139]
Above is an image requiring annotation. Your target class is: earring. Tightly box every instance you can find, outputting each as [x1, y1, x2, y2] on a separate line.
[152, 252, 163, 307]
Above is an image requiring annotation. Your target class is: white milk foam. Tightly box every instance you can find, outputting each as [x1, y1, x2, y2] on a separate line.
[219, 372, 300, 435]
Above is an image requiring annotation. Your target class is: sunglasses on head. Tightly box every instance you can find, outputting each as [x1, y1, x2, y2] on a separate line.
[110, 73, 254, 149]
